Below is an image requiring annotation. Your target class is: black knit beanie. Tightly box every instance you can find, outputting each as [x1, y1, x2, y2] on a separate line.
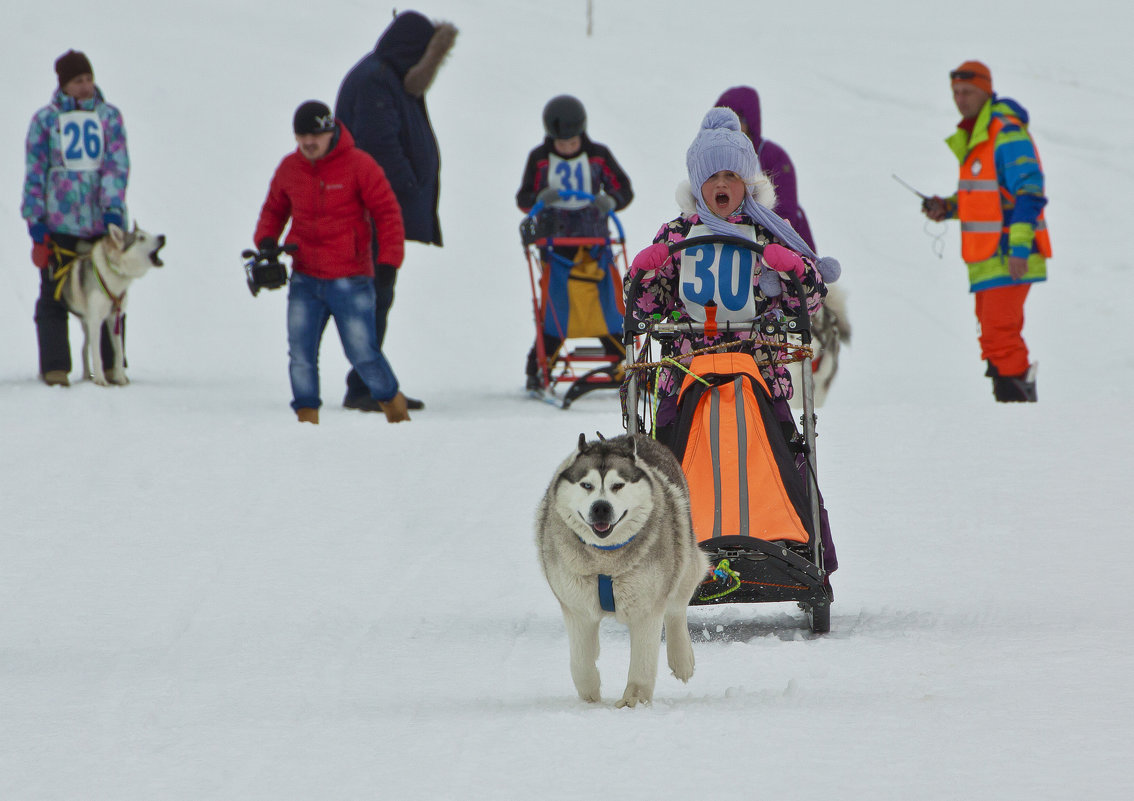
[55, 50, 93, 87]
[293, 101, 336, 135]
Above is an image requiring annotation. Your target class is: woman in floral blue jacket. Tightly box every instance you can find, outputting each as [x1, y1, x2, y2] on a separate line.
[22, 50, 129, 386]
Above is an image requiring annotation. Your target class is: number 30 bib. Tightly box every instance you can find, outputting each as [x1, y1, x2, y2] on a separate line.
[58, 110, 104, 171]
[678, 224, 759, 322]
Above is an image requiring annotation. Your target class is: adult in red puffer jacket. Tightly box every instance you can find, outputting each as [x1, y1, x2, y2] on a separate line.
[255, 112, 404, 279]
[253, 101, 409, 424]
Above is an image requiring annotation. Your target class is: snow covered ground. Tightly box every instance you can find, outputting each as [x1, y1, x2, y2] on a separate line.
[2, 1, 1132, 798]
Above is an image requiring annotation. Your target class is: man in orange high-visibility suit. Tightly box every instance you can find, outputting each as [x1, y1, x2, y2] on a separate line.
[923, 60, 1050, 402]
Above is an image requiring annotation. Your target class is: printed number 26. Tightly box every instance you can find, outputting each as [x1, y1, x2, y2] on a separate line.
[64, 119, 102, 160]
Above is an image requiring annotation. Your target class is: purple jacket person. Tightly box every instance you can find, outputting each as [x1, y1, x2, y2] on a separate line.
[715, 86, 815, 251]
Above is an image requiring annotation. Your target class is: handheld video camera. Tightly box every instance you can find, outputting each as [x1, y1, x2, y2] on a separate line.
[242, 242, 297, 297]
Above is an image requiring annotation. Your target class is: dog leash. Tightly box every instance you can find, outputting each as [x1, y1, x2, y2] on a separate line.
[49, 243, 83, 302]
[91, 246, 127, 334]
[699, 559, 741, 601]
[625, 336, 811, 373]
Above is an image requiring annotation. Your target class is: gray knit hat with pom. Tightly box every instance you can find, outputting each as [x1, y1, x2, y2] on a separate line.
[687, 108, 841, 288]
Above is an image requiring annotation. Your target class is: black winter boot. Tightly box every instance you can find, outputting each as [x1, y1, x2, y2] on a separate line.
[991, 363, 1037, 403]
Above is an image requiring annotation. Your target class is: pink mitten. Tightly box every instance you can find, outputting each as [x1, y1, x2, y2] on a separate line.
[761, 243, 806, 278]
[630, 242, 670, 275]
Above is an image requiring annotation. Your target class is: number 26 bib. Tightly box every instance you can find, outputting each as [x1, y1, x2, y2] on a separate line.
[58, 110, 104, 171]
[678, 224, 759, 322]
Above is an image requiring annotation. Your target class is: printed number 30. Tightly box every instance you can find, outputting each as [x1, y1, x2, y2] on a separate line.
[683, 244, 753, 312]
[63, 119, 102, 160]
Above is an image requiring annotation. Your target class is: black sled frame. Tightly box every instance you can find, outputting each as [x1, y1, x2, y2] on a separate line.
[622, 235, 831, 633]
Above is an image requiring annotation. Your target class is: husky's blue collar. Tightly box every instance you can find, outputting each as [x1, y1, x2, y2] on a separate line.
[576, 533, 637, 551]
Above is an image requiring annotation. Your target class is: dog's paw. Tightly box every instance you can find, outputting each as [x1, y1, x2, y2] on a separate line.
[108, 372, 129, 386]
[92, 375, 110, 387]
[574, 677, 601, 704]
[667, 639, 695, 682]
[615, 683, 653, 708]
[669, 652, 695, 683]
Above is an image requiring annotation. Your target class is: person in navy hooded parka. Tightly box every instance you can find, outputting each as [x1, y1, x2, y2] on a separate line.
[335, 11, 458, 412]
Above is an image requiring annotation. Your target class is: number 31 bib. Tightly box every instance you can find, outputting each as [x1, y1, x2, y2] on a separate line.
[547, 153, 592, 210]
[678, 224, 759, 322]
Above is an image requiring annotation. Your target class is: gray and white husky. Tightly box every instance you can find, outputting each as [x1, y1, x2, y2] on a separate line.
[536, 433, 710, 708]
[60, 223, 165, 386]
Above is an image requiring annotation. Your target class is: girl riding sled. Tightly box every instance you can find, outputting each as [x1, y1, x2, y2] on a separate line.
[627, 107, 841, 576]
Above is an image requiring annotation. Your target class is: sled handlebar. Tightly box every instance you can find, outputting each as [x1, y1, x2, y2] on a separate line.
[526, 188, 599, 218]
[665, 235, 765, 258]
[627, 319, 805, 338]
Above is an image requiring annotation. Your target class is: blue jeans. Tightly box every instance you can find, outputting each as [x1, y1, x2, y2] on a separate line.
[287, 272, 399, 411]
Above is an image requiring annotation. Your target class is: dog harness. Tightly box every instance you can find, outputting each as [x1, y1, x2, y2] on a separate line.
[90, 242, 128, 334]
[577, 534, 637, 612]
[50, 239, 128, 334]
[597, 575, 615, 612]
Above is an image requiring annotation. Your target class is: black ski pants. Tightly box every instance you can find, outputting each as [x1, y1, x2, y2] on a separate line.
[344, 262, 397, 401]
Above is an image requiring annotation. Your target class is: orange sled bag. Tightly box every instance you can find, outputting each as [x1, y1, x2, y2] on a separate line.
[671, 352, 813, 545]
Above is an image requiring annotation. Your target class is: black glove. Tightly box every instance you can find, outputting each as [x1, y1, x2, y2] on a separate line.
[257, 237, 279, 257]
[375, 264, 398, 287]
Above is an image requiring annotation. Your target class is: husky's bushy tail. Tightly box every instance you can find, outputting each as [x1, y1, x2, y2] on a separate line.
[789, 284, 850, 409]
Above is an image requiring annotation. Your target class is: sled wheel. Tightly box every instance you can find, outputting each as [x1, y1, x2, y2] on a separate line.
[807, 602, 830, 634]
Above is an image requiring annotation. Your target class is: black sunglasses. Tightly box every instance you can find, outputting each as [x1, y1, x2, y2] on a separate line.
[950, 70, 983, 81]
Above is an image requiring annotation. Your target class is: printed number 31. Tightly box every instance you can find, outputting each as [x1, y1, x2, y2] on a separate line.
[554, 161, 584, 192]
